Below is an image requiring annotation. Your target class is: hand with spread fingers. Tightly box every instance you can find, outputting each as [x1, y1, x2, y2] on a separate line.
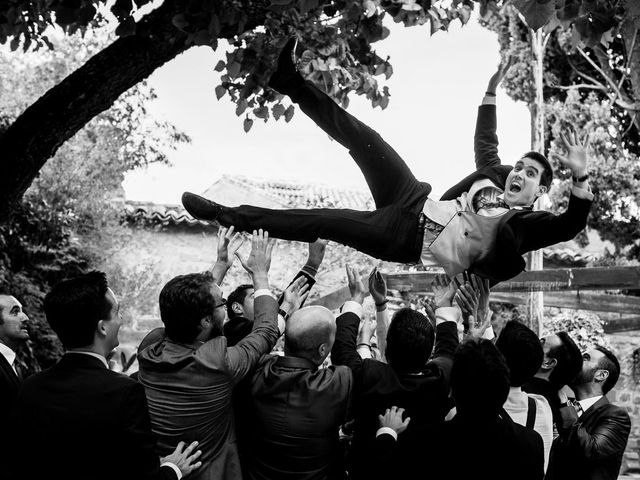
[235, 229, 276, 289]
[430, 273, 456, 308]
[211, 225, 244, 285]
[160, 440, 203, 476]
[282, 276, 310, 317]
[378, 406, 411, 436]
[550, 127, 592, 179]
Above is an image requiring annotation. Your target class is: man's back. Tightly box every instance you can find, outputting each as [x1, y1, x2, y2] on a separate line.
[11, 353, 172, 480]
[240, 355, 352, 480]
[436, 416, 544, 480]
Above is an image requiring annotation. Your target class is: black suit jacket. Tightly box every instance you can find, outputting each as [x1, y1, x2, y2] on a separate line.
[331, 311, 458, 479]
[0, 351, 21, 418]
[547, 396, 631, 480]
[9, 354, 177, 480]
[240, 355, 352, 480]
[442, 104, 592, 282]
[373, 415, 544, 480]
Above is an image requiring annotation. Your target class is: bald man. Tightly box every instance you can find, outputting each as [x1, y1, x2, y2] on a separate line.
[238, 306, 352, 480]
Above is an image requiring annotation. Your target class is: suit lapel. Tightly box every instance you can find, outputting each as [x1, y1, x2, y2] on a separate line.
[577, 396, 609, 424]
[0, 352, 20, 388]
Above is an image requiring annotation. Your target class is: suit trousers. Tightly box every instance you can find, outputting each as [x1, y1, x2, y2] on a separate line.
[218, 81, 432, 263]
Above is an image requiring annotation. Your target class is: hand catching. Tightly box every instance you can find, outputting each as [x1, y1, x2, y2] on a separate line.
[368, 266, 387, 306]
[160, 441, 202, 477]
[378, 406, 411, 435]
[346, 264, 366, 304]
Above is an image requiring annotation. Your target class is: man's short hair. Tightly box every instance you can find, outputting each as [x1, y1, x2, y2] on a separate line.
[227, 284, 253, 319]
[522, 151, 553, 189]
[0, 292, 12, 324]
[44, 271, 111, 349]
[595, 346, 621, 394]
[496, 321, 543, 387]
[451, 340, 510, 419]
[385, 308, 434, 372]
[548, 331, 583, 387]
[159, 272, 216, 344]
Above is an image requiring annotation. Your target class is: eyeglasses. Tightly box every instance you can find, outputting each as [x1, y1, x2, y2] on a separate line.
[213, 298, 227, 310]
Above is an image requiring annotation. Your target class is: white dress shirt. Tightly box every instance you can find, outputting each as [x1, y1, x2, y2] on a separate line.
[0, 342, 18, 375]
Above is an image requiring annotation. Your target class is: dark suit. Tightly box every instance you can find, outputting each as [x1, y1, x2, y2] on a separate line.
[331, 310, 458, 480]
[238, 355, 352, 480]
[137, 294, 280, 480]
[547, 396, 631, 480]
[374, 415, 545, 480]
[9, 353, 177, 480]
[0, 350, 21, 418]
[211, 82, 592, 281]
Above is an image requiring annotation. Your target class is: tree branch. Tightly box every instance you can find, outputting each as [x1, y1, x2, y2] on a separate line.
[0, 1, 268, 220]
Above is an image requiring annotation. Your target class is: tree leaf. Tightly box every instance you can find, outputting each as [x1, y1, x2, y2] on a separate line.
[284, 105, 295, 122]
[243, 117, 254, 132]
[253, 105, 269, 120]
[215, 85, 226, 100]
[272, 103, 286, 121]
[214, 60, 225, 72]
[512, 0, 555, 31]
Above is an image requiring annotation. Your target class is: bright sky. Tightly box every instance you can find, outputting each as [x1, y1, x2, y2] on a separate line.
[122, 15, 531, 204]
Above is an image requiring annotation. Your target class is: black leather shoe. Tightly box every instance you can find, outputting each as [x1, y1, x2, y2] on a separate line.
[182, 192, 224, 221]
[268, 37, 305, 94]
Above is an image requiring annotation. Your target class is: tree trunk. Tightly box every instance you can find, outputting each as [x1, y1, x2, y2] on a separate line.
[0, 1, 267, 220]
[526, 27, 547, 337]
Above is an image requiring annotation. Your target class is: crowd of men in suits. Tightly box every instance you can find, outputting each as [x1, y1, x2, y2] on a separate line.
[0, 226, 632, 480]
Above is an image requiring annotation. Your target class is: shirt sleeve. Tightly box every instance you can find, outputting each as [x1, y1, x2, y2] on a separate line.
[481, 95, 496, 106]
[571, 183, 594, 201]
[160, 463, 182, 480]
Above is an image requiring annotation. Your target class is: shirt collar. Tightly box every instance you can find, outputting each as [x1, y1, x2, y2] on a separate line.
[578, 395, 603, 414]
[66, 350, 109, 368]
[0, 342, 16, 367]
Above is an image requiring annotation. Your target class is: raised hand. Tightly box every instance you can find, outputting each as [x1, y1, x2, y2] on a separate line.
[160, 441, 202, 477]
[282, 276, 310, 316]
[346, 264, 366, 304]
[551, 127, 592, 178]
[358, 317, 377, 345]
[430, 273, 455, 308]
[235, 230, 276, 288]
[368, 266, 387, 306]
[378, 406, 411, 435]
[216, 226, 244, 268]
[306, 239, 328, 271]
[454, 281, 479, 323]
[486, 56, 514, 94]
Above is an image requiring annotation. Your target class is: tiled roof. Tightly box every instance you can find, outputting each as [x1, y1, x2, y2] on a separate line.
[203, 175, 375, 210]
[124, 202, 209, 227]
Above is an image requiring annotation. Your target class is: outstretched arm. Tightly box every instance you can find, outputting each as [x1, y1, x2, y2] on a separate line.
[277, 239, 327, 307]
[523, 129, 594, 252]
[474, 58, 513, 170]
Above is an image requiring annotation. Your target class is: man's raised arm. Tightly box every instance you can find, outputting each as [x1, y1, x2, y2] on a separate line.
[474, 58, 513, 170]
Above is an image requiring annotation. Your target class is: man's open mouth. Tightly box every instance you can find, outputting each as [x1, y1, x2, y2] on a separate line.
[509, 181, 522, 193]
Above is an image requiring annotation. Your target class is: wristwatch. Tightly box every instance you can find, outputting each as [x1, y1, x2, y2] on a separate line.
[278, 308, 290, 321]
[572, 173, 589, 183]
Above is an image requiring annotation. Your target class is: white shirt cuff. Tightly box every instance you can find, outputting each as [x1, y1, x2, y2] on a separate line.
[161, 462, 182, 480]
[571, 183, 594, 201]
[357, 344, 373, 359]
[482, 325, 496, 340]
[481, 96, 496, 105]
[277, 314, 286, 336]
[340, 301, 363, 319]
[435, 306, 460, 325]
[253, 288, 274, 299]
[376, 427, 398, 440]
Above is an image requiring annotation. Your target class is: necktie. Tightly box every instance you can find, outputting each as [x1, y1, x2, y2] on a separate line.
[571, 399, 584, 417]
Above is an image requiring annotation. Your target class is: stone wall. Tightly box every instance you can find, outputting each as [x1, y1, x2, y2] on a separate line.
[607, 330, 640, 474]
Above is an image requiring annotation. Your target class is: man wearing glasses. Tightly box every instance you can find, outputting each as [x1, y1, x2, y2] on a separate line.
[137, 230, 301, 480]
[547, 346, 631, 480]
